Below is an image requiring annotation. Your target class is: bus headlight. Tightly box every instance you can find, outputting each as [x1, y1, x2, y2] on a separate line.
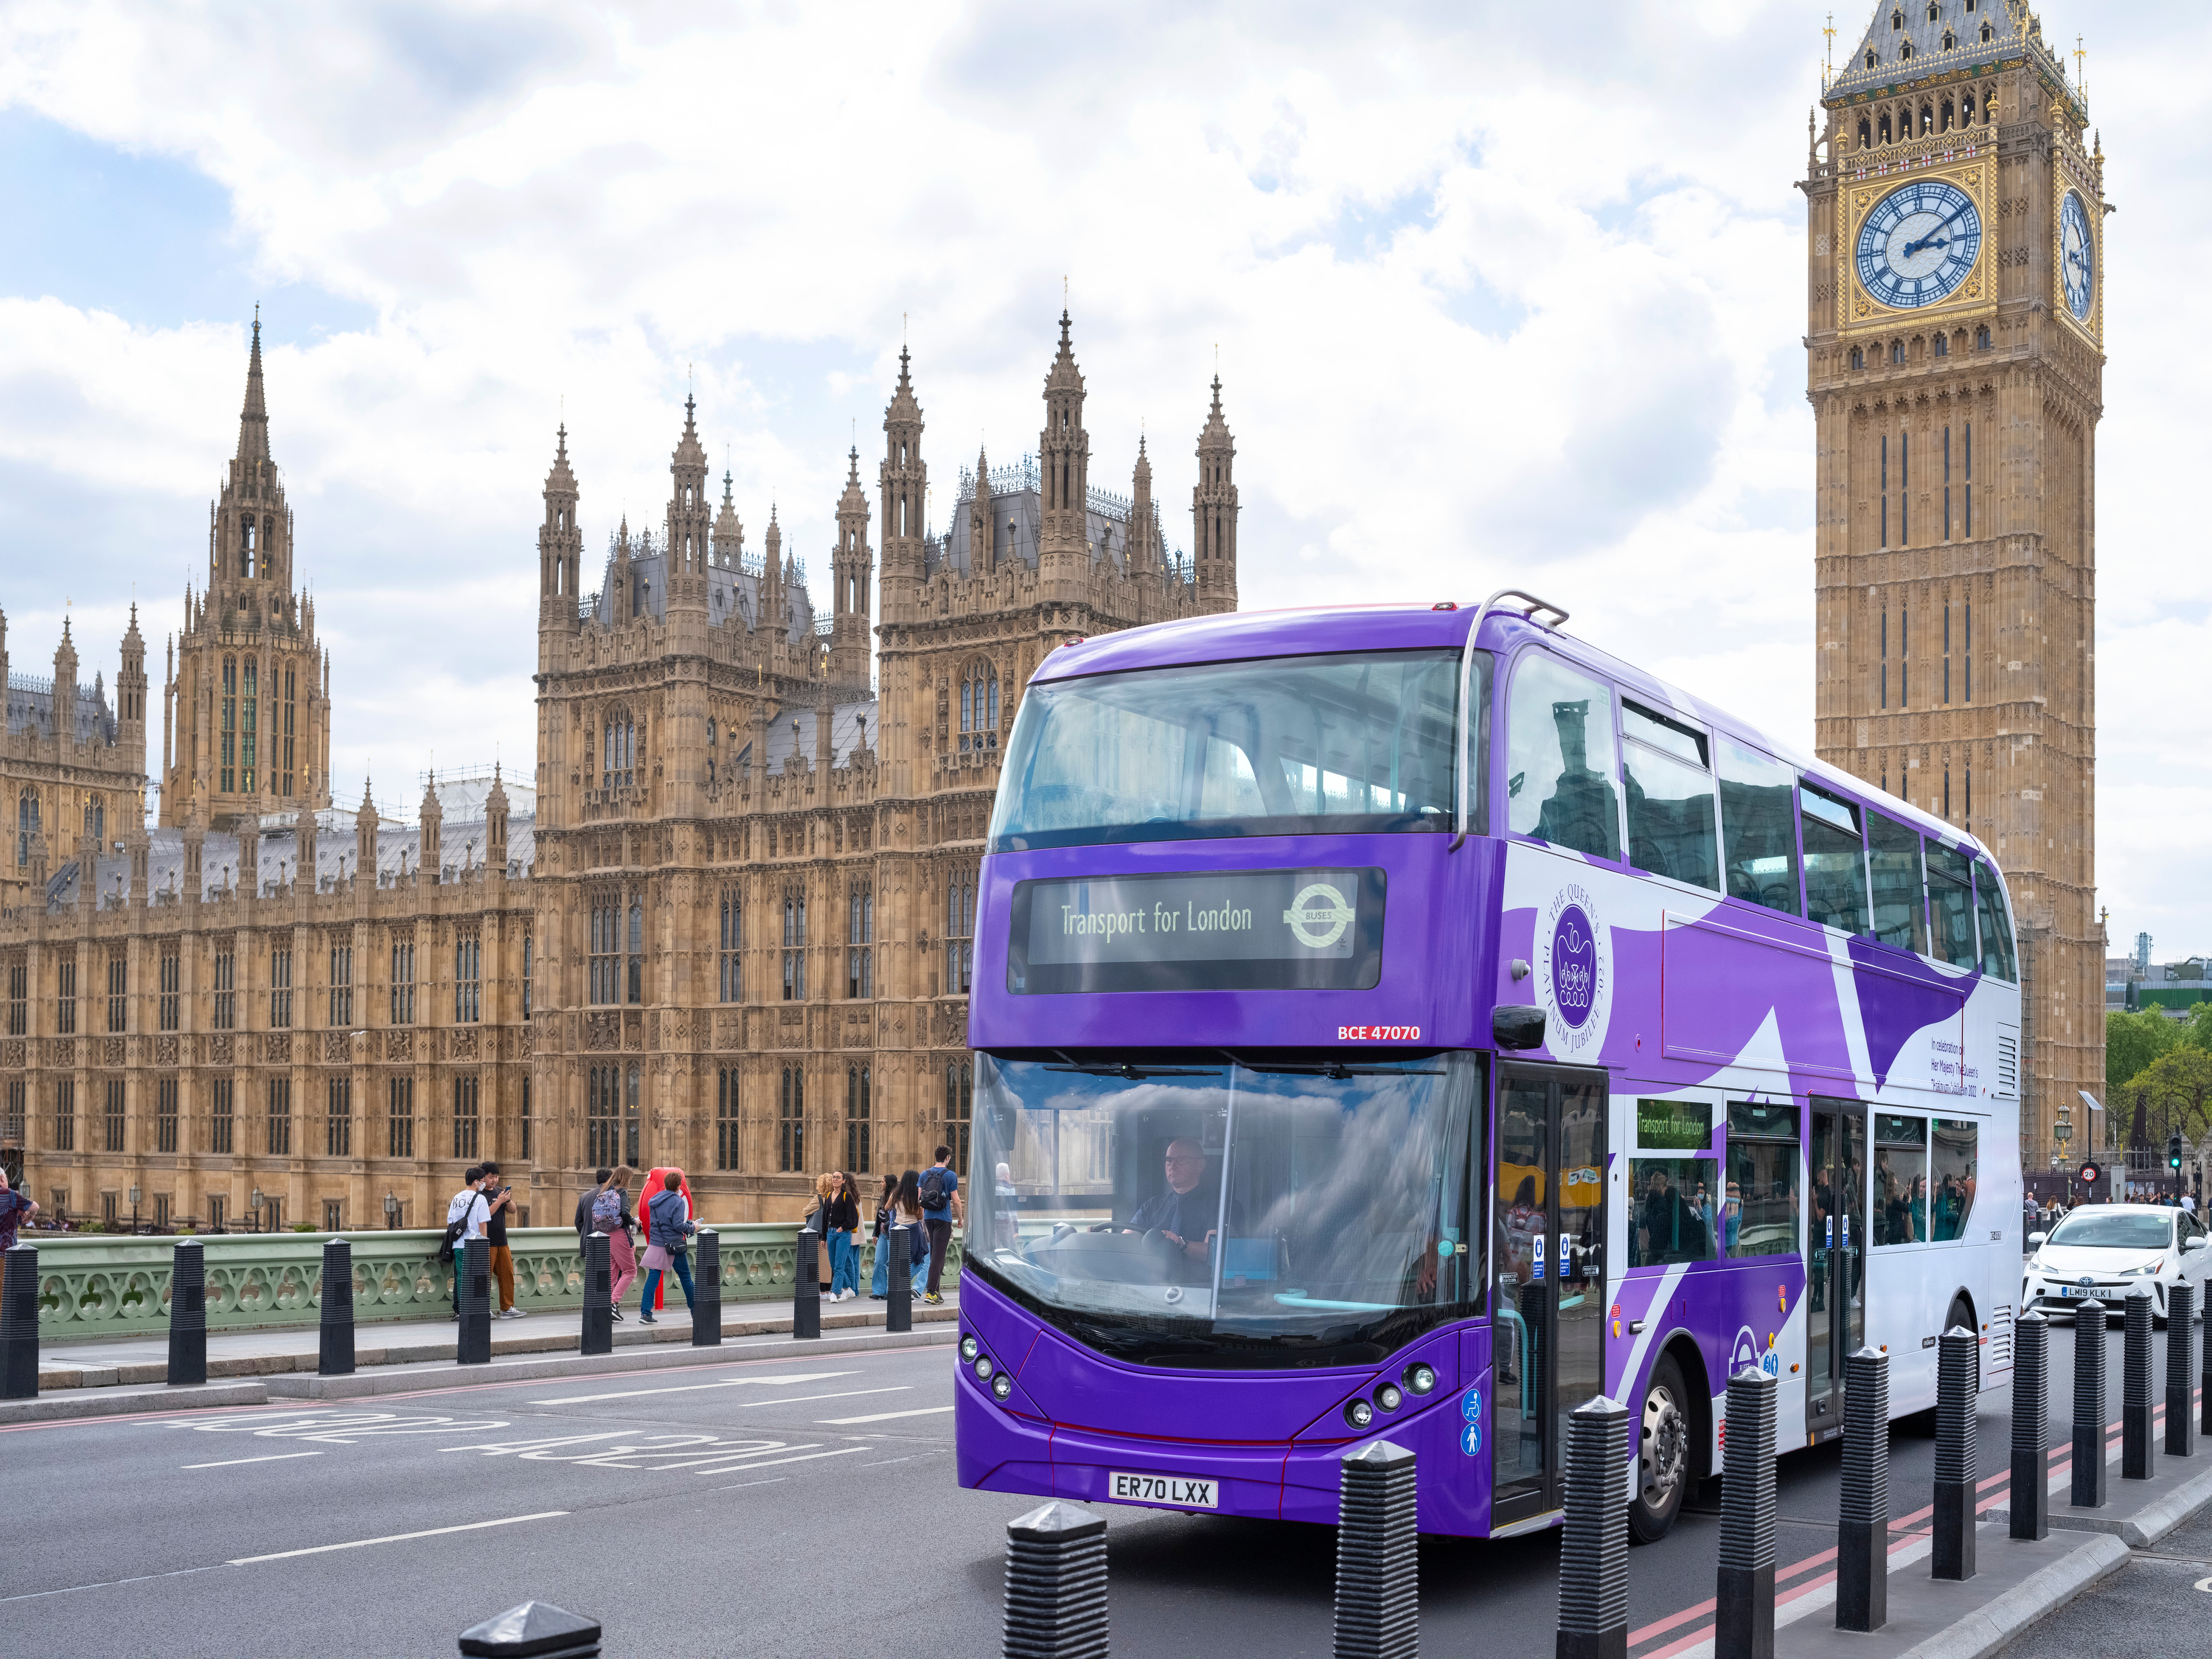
[1405, 1363, 1438, 1396]
[1375, 1382, 1404, 1413]
[991, 1373, 1014, 1402]
[1345, 1399, 1374, 1429]
[960, 1335, 980, 1363]
[975, 1355, 995, 1382]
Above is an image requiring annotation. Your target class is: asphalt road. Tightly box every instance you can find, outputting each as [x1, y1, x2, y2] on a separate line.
[0, 1317, 2184, 1659]
[1994, 1502, 2212, 1659]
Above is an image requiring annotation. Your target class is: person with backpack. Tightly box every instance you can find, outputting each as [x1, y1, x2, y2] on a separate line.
[889, 1169, 929, 1299]
[639, 1169, 697, 1324]
[919, 1146, 963, 1306]
[591, 1166, 639, 1320]
[443, 1166, 490, 1318]
[575, 1167, 613, 1243]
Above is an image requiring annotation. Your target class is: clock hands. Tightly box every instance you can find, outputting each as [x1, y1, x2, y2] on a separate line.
[1901, 201, 1972, 260]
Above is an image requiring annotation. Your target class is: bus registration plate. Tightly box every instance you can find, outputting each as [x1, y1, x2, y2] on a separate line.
[1110, 1471, 1219, 1509]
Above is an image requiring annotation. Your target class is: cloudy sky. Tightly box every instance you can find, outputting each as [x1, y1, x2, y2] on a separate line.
[1, 1, 2202, 955]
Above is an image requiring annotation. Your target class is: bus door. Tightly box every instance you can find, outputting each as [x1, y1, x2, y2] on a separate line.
[1492, 1064, 1610, 1528]
[1806, 1099, 1868, 1441]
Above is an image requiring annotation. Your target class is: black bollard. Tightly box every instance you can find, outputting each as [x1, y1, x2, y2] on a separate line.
[1334, 1439, 1418, 1659]
[457, 1600, 602, 1659]
[887, 1226, 912, 1335]
[167, 1237, 208, 1386]
[2070, 1298, 2107, 1509]
[1714, 1371, 1777, 1659]
[580, 1231, 613, 1357]
[2123, 1284, 2156, 1481]
[0, 1242, 38, 1399]
[2168, 1281, 2197, 1458]
[1933, 1326, 1978, 1581]
[319, 1237, 355, 1377]
[1555, 1397, 1628, 1659]
[1836, 1347, 1888, 1631]
[458, 1236, 492, 1365]
[692, 1228, 721, 1346]
[793, 1227, 821, 1341]
[1000, 1500, 1109, 1659]
[2009, 1311, 2050, 1541]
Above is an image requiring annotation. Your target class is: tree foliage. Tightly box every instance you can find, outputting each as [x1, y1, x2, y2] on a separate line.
[2121, 1047, 2212, 1144]
[2108, 1008, 2181, 1102]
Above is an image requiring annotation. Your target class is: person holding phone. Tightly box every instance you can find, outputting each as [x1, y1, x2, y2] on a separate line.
[479, 1161, 523, 1318]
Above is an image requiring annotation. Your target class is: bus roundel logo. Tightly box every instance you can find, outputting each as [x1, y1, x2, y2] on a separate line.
[1282, 882, 1357, 950]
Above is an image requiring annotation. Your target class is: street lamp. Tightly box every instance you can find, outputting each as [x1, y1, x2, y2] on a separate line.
[383, 1192, 400, 1231]
[128, 1184, 141, 1235]
[250, 1187, 265, 1234]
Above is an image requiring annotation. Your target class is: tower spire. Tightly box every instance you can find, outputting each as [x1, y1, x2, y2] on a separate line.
[237, 307, 271, 465]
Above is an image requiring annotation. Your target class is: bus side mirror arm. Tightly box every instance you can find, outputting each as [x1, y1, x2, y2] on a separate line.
[1493, 1005, 1546, 1050]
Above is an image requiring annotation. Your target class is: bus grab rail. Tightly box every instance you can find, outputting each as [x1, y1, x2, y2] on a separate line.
[1451, 589, 1572, 850]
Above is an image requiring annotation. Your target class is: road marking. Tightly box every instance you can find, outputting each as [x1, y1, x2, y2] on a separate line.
[721, 1478, 788, 1490]
[707, 1447, 872, 1481]
[226, 1511, 568, 1563]
[0, 1565, 226, 1604]
[818, 1405, 955, 1425]
[181, 1450, 326, 1470]
[530, 1370, 858, 1405]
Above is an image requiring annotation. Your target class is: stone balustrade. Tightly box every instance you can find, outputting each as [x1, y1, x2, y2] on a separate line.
[21, 1225, 964, 1340]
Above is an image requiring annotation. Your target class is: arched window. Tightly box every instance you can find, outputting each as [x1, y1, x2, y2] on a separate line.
[958, 660, 1000, 752]
[602, 709, 636, 789]
[1979, 21, 1992, 43]
[1941, 32, 1955, 55]
[83, 796, 103, 843]
[1927, 1, 1938, 21]
[1933, 333, 1948, 358]
[240, 516, 255, 577]
[1919, 103, 1933, 135]
[945, 867, 975, 992]
[1890, 7, 1902, 29]
[1879, 112, 1893, 145]
[779, 1066, 804, 1172]
[1891, 339, 1906, 366]
[1975, 324, 1991, 350]
[945, 1062, 972, 1173]
[16, 788, 38, 869]
[220, 657, 238, 793]
[1857, 117, 1872, 150]
[1864, 48, 1877, 69]
[1899, 41, 1913, 62]
[846, 1065, 871, 1173]
[1849, 346, 1865, 371]
[240, 658, 258, 795]
[623, 1065, 641, 1166]
[1960, 92, 1976, 125]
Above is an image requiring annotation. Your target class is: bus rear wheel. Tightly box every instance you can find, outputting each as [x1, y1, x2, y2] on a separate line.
[1630, 1353, 1690, 1545]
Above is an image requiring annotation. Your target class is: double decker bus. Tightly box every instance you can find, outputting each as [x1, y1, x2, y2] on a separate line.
[953, 594, 2023, 1541]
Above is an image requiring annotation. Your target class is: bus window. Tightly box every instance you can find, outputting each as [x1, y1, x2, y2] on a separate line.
[1973, 862, 2018, 982]
[1871, 1113, 1928, 1244]
[1926, 841, 1978, 969]
[1866, 813, 1930, 956]
[1630, 1158, 1717, 1265]
[1799, 785, 1869, 935]
[1506, 653, 1619, 860]
[1621, 701, 1719, 891]
[1717, 738, 1799, 915]
[1929, 1119, 1978, 1241]
[1725, 1101, 1801, 1261]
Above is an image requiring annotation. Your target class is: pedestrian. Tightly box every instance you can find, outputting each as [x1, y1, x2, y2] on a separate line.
[445, 1166, 491, 1318]
[869, 1173, 898, 1300]
[919, 1145, 963, 1306]
[593, 1166, 639, 1321]
[891, 1169, 929, 1299]
[575, 1166, 613, 1243]
[809, 1172, 838, 1295]
[639, 1169, 697, 1324]
[0, 1167, 39, 1250]
[479, 1161, 524, 1319]
[825, 1173, 861, 1301]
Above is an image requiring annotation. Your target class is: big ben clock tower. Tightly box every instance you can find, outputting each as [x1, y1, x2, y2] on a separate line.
[1806, 2, 2106, 1167]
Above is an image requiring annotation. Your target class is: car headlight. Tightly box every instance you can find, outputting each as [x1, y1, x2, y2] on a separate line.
[2126, 1262, 2162, 1276]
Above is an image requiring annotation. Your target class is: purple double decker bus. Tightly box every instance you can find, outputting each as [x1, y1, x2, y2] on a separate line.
[953, 594, 2023, 1541]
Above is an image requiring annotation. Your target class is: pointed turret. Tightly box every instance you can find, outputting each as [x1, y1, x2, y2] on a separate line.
[1127, 435, 1155, 574]
[237, 308, 271, 467]
[762, 505, 785, 644]
[354, 780, 379, 887]
[878, 344, 927, 626]
[419, 773, 443, 883]
[1037, 310, 1091, 602]
[831, 445, 872, 687]
[118, 604, 148, 796]
[53, 619, 78, 760]
[1194, 375, 1239, 615]
[540, 424, 582, 636]
[668, 393, 712, 587]
[485, 762, 510, 872]
[712, 471, 744, 573]
[969, 443, 994, 575]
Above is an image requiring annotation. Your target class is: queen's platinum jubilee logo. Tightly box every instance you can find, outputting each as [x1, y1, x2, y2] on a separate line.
[1537, 882, 1610, 1057]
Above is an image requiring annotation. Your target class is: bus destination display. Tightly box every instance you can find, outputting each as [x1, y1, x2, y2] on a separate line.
[1006, 867, 1386, 993]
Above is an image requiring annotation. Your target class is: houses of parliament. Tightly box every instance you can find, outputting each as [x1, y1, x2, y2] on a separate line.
[0, 312, 1239, 1229]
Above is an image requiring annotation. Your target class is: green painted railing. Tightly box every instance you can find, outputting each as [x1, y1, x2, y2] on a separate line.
[21, 1225, 963, 1341]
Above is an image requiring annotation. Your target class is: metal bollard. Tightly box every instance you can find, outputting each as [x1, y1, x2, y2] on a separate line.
[2168, 1281, 2197, 1458]
[692, 1228, 721, 1346]
[167, 1238, 207, 1386]
[1836, 1347, 1888, 1630]
[458, 1237, 492, 1366]
[1555, 1397, 1628, 1659]
[1714, 1370, 1776, 1659]
[1933, 1326, 1978, 1581]
[2009, 1311, 2050, 1541]
[1333, 1440, 1417, 1659]
[580, 1231, 613, 1357]
[1001, 1500, 1109, 1659]
[2123, 1284, 2156, 1481]
[793, 1227, 821, 1341]
[2070, 1298, 2107, 1509]
[319, 1237, 355, 1377]
[457, 1600, 602, 1658]
[887, 1226, 912, 1335]
[0, 1242, 38, 1399]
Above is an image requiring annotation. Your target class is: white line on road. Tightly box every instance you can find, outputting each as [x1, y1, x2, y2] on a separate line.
[818, 1405, 955, 1425]
[0, 1565, 226, 1604]
[181, 1450, 327, 1470]
[695, 1447, 874, 1478]
[226, 1511, 568, 1564]
[720, 1478, 788, 1490]
[530, 1370, 858, 1405]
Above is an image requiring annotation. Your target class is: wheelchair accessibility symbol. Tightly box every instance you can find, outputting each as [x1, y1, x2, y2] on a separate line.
[1461, 1386, 1483, 1425]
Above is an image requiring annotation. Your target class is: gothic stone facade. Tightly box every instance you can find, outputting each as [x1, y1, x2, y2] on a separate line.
[1807, 1, 2104, 1164]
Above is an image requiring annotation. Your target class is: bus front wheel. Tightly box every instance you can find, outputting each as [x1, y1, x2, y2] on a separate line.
[1630, 1353, 1690, 1545]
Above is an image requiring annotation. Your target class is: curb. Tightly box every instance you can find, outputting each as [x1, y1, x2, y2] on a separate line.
[1888, 1534, 2131, 1659]
[0, 1381, 271, 1426]
[1984, 1464, 2212, 1549]
[262, 1324, 960, 1399]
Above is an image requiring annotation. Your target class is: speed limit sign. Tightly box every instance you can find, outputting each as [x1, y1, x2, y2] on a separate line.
[2079, 1162, 2101, 1186]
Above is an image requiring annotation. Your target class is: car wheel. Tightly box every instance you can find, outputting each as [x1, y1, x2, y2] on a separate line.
[1629, 1352, 1690, 1545]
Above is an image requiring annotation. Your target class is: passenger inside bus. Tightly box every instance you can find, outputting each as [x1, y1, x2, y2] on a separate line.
[1634, 1164, 1711, 1265]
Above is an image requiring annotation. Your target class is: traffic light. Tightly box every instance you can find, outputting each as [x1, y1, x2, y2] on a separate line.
[2168, 1133, 2185, 1172]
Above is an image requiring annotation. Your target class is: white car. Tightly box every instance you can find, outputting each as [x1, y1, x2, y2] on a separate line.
[2023, 1203, 2211, 1325]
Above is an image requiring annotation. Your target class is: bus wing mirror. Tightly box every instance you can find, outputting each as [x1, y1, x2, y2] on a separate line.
[1492, 1005, 1547, 1050]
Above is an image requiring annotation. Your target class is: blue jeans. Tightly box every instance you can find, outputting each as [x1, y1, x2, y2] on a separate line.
[869, 1231, 928, 1295]
[641, 1251, 696, 1316]
[829, 1231, 859, 1296]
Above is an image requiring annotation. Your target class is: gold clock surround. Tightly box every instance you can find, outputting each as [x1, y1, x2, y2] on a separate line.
[1834, 162, 1994, 336]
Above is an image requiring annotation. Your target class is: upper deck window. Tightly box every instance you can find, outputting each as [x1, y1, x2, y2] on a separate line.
[1506, 652, 1619, 860]
[1718, 739, 1799, 916]
[1926, 840, 1978, 969]
[1866, 812, 1930, 955]
[1973, 858, 2017, 982]
[990, 649, 1469, 852]
[1799, 784, 1869, 935]
[1620, 700, 1717, 891]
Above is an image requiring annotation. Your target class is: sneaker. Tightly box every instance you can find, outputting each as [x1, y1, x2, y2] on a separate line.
[639, 1314, 658, 1325]
[611, 1307, 624, 1321]
[502, 1308, 526, 1319]
[922, 1293, 943, 1306]
[869, 1294, 886, 1301]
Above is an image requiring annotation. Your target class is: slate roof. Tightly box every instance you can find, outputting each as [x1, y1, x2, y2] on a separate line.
[6, 671, 116, 748]
[1825, 0, 2078, 111]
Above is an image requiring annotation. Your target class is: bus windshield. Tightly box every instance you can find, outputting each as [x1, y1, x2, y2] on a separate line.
[989, 649, 1472, 852]
[967, 1052, 1483, 1368]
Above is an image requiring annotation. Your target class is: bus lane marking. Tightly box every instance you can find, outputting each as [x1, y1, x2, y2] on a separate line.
[228, 1511, 568, 1564]
[170, 1410, 513, 1444]
[530, 1370, 858, 1405]
[181, 1450, 326, 1470]
[438, 1430, 861, 1475]
[819, 1405, 954, 1425]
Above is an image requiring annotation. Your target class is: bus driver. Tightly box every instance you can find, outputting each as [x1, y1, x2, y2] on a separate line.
[1127, 1138, 1222, 1262]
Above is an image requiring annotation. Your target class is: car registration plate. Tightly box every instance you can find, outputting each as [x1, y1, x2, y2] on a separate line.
[2058, 1284, 2103, 1298]
[1109, 1470, 1219, 1509]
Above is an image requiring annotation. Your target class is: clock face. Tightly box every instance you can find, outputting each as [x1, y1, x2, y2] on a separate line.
[1855, 179, 1983, 310]
[2059, 189, 2096, 321]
